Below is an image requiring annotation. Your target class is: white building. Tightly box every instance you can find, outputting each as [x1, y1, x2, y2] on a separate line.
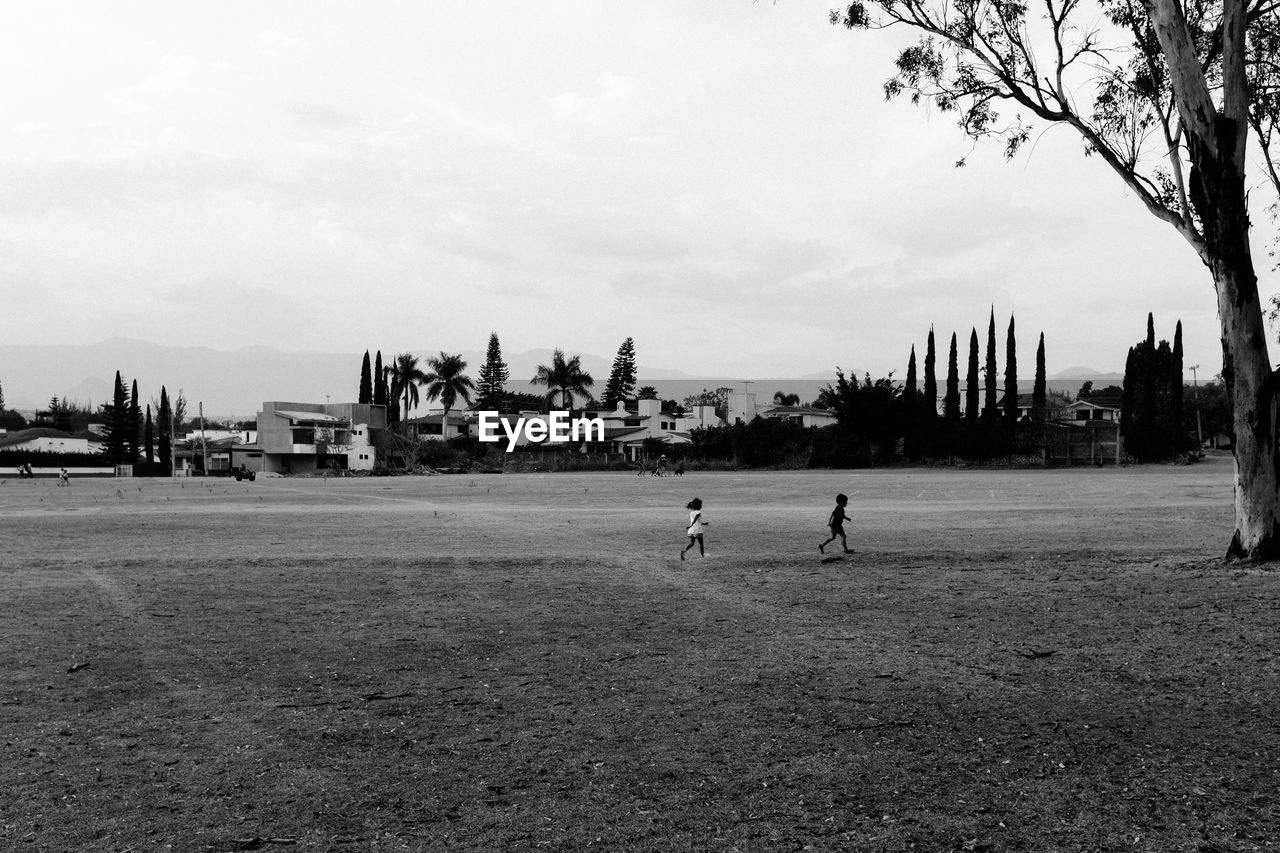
[0, 428, 97, 454]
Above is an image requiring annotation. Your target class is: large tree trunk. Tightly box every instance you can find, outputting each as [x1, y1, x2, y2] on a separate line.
[1195, 121, 1280, 561]
[1142, 0, 1280, 560]
[1214, 256, 1280, 561]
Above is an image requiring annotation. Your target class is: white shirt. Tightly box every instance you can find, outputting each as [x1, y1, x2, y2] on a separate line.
[686, 509, 705, 536]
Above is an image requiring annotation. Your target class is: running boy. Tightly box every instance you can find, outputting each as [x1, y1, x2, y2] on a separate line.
[820, 493, 853, 554]
[680, 497, 708, 560]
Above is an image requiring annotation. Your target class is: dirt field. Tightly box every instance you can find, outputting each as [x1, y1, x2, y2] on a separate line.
[3, 458, 1278, 852]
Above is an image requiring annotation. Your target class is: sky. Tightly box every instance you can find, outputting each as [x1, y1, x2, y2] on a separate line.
[0, 1, 1273, 381]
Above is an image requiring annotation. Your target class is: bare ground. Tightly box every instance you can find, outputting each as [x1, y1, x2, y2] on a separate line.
[2, 459, 1278, 852]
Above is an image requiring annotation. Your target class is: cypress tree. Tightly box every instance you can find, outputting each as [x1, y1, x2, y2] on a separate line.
[1032, 333, 1047, 423]
[965, 328, 980, 421]
[476, 333, 510, 411]
[144, 405, 155, 471]
[984, 309, 998, 420]
[158, 386, 172, 471]
[603, 337, 638, 407]
[0, 379, 5, 411]
[1120, 345, 1137, 452]
[1004, 315, 1018, 426]
[1122, 315, 1184, 461]
[127, 379, 142, 464]
[1140, 313, 1157, 453]
[1154, 339, 1175, 457]
[923, 328, 937, 418]
[1172, 320, 1185, 452]
[359, 351, 373, 405]
[944, 332, 960, 422]
[373, 350, 387, 407]
[103, 371, 128, 464]
[905, 345, 918, 396]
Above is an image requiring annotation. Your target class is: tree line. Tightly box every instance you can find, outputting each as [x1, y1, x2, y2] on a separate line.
[0, 372, 186, 472]
[892, 309, 1047, 461]
[356, 334, 648, 428]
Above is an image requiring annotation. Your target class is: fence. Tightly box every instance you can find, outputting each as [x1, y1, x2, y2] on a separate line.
[1044, 421, 1122, 465]
[491, 451, 629, 472]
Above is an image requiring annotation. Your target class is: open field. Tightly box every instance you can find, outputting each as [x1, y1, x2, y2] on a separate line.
[3, 459, 1279, 851]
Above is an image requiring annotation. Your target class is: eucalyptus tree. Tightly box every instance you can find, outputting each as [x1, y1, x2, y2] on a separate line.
[833, 0, 1280, 558]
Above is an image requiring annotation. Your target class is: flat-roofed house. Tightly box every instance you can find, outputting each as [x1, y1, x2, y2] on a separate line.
[404, 413, 470, 442]
[255, 402, 386, 474]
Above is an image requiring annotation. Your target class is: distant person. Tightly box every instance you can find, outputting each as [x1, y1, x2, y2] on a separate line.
[653, 456, 666, 477]
[680, 497, 708, 560]
[58, 468, 69, 487]
[819, 493, 854, 554]
[674, 460, 685, 477]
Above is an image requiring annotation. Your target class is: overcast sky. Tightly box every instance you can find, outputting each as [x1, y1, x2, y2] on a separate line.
[1, 1, 1273, 381]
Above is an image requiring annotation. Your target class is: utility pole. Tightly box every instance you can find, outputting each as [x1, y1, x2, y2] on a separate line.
[199, 401, 207, 476]
[170, 407, 177, 478]
[1188, 365, 1202, 448]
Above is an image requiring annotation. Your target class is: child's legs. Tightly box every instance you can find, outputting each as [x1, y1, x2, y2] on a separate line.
[695, 534, 704, 555]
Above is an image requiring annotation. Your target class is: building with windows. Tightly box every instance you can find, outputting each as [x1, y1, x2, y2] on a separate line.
[253, 402, 386, 474]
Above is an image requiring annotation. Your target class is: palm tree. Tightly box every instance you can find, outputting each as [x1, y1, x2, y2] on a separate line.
[772, 391, 801, 406]
[388, 352, 428, 426]
[531, 349, 594, 410]
[423, 352, 476, 431]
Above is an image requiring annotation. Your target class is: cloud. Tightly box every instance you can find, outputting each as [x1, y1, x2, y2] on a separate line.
[0, 267, 60, 309]
[0, 154, 258, 214]
[287, 102, 360, 132]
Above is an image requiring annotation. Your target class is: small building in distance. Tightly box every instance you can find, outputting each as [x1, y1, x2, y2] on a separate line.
[1061, 398, 1121, 423]
[0, 427, 101, 455]
[404, 413, 470, 442]
[758, 404, 839, 429]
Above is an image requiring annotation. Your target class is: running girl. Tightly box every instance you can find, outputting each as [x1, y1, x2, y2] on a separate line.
[680, 497, 708, 560]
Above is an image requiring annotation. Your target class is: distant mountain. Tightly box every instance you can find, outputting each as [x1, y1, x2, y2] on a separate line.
[1051, 366, 1123, 381]
[0, 339, 361, 419]
[0, 339, 700, 418]
[489, 347, 695, 385]
[630, 378, 838, 407]
[0, 338, 1124, 417]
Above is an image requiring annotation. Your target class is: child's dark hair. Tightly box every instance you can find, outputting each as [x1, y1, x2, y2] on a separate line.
[836, 493, 848, 505]
[686, 498, 702, 510]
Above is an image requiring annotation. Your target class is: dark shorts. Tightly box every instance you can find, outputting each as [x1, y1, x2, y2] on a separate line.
[830, 524, 845, 536]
